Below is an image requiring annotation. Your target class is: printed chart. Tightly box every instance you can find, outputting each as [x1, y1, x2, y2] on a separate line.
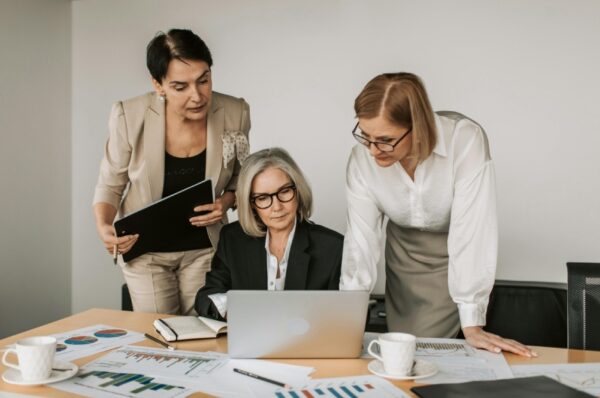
[88, 346, 227, 379]
[273, 376, 410, 398]
[512, 363, 600, 396]
[53, 369, 195, 398]
[51, 325, 145, 361]
[413, 338, 512, 384]
[416, 341, 476, 357]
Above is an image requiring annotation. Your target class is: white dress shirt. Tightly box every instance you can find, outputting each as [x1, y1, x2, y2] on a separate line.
[209, 221, 297, 318]
[340, 112, 498, 328]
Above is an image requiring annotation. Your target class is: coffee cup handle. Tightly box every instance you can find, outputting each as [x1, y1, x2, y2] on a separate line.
[1, 348, 20, 372]
[367, 340, 384, 362]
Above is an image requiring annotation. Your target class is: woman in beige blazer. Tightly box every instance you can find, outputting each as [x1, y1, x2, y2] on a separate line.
[93, 29, 250, 315]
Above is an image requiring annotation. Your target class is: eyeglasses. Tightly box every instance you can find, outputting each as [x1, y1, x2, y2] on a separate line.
[352, 122, 412, 152]
[251, 184, 297, 209]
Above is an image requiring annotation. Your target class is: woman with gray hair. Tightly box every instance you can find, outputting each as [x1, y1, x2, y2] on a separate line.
[195, 147, 343, 320]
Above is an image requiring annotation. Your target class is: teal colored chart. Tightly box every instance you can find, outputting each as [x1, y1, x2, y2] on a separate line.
[65, 336, 98, 345]
[95, 329, 128, 338]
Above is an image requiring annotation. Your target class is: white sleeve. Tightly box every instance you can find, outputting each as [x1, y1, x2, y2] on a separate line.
[447, 121, 498, 328]
[208, 293, 228, 318]
[340, 149, 384, 292]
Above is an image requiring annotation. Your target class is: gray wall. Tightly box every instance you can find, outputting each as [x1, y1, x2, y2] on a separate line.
[2, 1, 599, 329]
[71, 0, 600, 312]
[0, 0, 71, 338]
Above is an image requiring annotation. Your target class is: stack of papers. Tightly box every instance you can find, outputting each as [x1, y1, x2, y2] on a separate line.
[52, 345, 315, 397]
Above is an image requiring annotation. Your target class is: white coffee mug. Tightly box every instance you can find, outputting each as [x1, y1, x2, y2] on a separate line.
[368, 332, 416, 376]
[2, 336, 57, 381]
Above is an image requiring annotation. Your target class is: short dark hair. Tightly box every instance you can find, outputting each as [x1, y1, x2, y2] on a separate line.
[146, 29, 213, 83]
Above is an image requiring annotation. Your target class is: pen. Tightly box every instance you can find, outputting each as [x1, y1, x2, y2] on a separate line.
[144, 333, 175, 351]
[233, 368, 290, 389]
[113, 244, 118, 265]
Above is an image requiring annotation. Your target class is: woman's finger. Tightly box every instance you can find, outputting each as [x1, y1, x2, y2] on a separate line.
[194, 203, 215, 212]
[493, 338, 535, 357]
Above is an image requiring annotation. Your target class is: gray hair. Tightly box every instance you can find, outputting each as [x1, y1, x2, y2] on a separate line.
[236, 147, 313, 237]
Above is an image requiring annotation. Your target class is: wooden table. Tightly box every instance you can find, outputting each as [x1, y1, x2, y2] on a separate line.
[1, 308, 599, 397]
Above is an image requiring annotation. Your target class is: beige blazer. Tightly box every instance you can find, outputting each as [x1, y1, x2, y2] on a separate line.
[93, 91, 251, 248]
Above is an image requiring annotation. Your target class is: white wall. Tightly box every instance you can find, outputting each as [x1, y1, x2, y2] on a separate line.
[0, 0, 71, 337]
[72, 0, 600, 312]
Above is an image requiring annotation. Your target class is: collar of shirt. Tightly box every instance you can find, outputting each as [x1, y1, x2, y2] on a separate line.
[265, 218, 297, 291]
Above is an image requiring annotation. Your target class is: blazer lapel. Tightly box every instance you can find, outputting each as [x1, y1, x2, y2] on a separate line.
[144, 94, 166, 202]
[205, 96, 224, 195]
[250, 236, 268, 289]
[284, 221, 310, 290]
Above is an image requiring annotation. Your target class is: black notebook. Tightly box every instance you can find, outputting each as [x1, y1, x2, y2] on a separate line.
[411, 376, 594, 398]
[114, 179, 213, 262]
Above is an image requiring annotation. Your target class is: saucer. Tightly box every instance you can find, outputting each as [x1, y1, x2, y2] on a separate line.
[2, 361, 79, 386]
[367, 359, 438, 380]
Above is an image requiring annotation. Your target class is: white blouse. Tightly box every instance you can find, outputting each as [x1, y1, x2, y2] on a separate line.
[340, 112, 498, 328]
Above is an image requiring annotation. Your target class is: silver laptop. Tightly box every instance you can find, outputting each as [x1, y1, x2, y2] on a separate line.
[227, 290, 369, 358]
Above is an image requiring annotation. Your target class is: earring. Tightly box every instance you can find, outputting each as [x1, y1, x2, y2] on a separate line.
[159, 93, 166, 102]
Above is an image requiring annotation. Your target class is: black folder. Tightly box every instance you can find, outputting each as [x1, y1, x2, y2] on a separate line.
[114, 179, 213, 262]
[411, 376, 594, 398]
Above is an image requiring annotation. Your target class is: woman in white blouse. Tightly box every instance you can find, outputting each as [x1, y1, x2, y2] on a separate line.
[341, 72, 534, 356]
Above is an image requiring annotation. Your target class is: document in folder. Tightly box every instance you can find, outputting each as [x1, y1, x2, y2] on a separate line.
[114, 179, 213, 262]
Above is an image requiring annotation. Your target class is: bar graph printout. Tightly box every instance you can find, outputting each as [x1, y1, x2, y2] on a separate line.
[52, 369, 195, 398]
[83, 345, 227, 379]
[412, 337, 513, 384]
[271, 375, 411, 398]
[512, 363, 600, 396]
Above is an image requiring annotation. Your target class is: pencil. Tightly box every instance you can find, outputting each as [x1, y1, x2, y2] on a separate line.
[144, 333, 175, 351]
[233, 368, 290, 389]
[113, 244, 118, 265]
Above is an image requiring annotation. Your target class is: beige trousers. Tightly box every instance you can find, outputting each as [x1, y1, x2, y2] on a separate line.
[385, 222, 460, 338]
[121, 248, 214, 315]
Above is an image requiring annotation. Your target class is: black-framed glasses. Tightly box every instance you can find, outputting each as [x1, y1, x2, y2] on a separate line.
[251, 184, 297, 209]
[352, 122, 412, 152]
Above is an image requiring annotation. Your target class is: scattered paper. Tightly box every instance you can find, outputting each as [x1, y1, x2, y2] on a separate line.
[413, 337, 513, 384]
[271, 375, 411, 398]
[50, 324, 145, 361]
[512, 362, 600, 396]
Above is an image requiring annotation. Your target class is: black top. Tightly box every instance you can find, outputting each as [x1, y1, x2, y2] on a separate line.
[195, 220, 344, 320]
[160, 151, 211, 251]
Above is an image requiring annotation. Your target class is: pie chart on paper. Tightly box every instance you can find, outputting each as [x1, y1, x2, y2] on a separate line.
[64, 336, 98, 345]
[94, 329, 128, 338]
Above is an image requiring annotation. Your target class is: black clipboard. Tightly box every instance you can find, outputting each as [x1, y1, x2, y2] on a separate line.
[114, 179, 214, 262]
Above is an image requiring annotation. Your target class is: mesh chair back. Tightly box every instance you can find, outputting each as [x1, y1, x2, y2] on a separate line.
[567, 262, 600, 350]
[486, 280, 567, 348]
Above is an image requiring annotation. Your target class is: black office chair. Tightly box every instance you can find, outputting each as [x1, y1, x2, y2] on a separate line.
[366, 294, 388, 333]
[122, 283, 133, 311]
[485, 280, 567, 348]
[567, 262, 600, 350]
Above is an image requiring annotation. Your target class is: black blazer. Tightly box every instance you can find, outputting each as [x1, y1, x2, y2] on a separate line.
[195, 219, 343, 319]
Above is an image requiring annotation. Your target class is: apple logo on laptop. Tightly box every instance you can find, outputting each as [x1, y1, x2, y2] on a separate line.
[286, 318, 310, 335]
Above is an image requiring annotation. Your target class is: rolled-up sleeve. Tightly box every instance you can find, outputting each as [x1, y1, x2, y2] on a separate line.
[447, 122, 498, 328]
[92, 102, 131, 209]
[340, 149, 384, 292]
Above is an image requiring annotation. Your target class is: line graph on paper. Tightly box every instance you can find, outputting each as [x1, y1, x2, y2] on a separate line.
[512, 363, 600, 396]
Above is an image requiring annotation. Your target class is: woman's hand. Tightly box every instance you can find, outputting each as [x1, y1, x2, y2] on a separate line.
[97, 223, 139, 255]
[190, 193, 234, 227]
[463, 326, 537, 357]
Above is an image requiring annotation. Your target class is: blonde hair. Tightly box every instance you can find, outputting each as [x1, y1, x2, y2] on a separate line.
[236, 147, 313, 237]
[354, 72, 437, 165]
